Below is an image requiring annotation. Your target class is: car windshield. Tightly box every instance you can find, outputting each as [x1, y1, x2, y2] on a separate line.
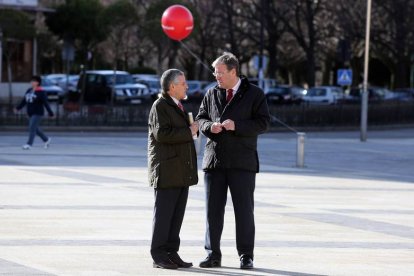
[145, 81, 160, 89]
[105, 74, 134, 85]
[41, 78, 53, 86]
[308, 88, 327, 96]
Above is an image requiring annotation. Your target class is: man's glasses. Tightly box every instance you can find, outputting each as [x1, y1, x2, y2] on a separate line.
[212, 71, 227, 77]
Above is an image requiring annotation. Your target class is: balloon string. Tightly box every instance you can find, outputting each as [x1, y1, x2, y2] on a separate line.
[179, 41, 213, 73]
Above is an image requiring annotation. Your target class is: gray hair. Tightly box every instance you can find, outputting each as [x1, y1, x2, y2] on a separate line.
[212, 52, 240, 75]
[160, 69, 184, 96]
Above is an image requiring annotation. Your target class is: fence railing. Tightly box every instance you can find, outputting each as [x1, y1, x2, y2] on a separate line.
[1, 101, 413, 127]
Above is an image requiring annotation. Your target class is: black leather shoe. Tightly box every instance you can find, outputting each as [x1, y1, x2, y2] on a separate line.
[168, 252, 193, 268]
[199, 255, 221, 268]
[240, 255, 253, 269]
[153, 259, 178, 269]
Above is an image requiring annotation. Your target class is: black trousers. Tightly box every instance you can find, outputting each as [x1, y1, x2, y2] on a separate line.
[150, 187, 189, 262]
[204, 169, 256, 259]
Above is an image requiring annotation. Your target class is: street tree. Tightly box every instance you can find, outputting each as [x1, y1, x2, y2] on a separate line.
[277, 0, 325, 86]
[0, 9, 35, 108]
[371, 0, 414, 88]
[45, 0, 107, 66]
[100, 0, 139, 71]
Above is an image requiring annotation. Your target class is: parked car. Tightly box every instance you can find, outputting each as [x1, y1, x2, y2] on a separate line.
[345, 86, 396, 103]
[132, 74, 159, 82]
[76, 70, 151, 105]
[248, 78, 278, 93]
[134, 78, 160, 100]
[43, 74, 67, 85]
[184, 80, 210, 102]
[41, 77, 65, 103]
[303, 86, 344, 105]
[57, 75, 79, 93]
[265, 85, 305, 104]
[392, 88, 414, 101]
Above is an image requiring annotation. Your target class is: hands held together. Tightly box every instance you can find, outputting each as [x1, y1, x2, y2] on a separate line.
[210, 119, 235, 134]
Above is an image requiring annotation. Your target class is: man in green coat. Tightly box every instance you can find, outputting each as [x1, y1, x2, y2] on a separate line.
[148, 69, 198, 269]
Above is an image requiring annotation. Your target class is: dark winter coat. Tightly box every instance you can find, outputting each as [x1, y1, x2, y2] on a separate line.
[16, 87, 54, 117]
[196, 76, 270, 172]
[148, 95, 198, 189]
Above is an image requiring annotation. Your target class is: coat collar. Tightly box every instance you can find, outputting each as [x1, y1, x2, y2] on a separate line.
[212, 76, 251, 114]
[160, 94, 188, 122]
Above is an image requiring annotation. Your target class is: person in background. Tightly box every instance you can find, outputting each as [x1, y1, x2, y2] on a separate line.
[196, 52, 270, 269]
[147, 69, 199, 269]
[14, 75, 54, 150]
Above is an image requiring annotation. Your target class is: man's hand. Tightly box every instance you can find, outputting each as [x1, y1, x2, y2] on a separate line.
[210, 122, 223, 134]
[222, 119, 235, 131]
[190, 121, 199, 136]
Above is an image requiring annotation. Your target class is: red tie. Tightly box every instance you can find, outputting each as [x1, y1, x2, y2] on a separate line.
[177, 102, 184, 112]
[226, 89, 233, 102]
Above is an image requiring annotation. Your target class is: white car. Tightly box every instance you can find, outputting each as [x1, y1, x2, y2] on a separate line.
[303, 86, 344, 105]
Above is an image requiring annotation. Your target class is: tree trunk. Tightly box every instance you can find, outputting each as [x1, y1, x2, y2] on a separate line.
[306, 50, 316, 87]
[267, 42, 278, 79]
[7, 56, 13, 111]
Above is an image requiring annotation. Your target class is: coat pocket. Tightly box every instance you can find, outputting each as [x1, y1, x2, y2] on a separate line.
[158, 156, 185, 189]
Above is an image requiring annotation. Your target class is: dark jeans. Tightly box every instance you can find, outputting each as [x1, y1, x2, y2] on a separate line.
[204, 169, 256, 260]
[27, 115, 48, 146]
[151, 187, 189, 262]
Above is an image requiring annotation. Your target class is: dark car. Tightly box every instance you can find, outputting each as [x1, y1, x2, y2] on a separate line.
[76, 70, 150, 105]
[266, 85, 305, 104]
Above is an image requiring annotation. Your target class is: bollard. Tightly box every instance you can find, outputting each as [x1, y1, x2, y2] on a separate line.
[296, 132, 306, 168]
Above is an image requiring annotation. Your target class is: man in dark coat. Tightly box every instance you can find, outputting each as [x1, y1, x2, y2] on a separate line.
[196, 53, 270, 269]
[148, 69, 199, 269]
[14, 75, 54, 150]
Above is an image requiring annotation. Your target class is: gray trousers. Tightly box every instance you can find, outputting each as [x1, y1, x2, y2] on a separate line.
[27, 115, 48, 146]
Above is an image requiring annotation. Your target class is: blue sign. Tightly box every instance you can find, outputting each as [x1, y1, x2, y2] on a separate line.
[337, 69, 352, 86]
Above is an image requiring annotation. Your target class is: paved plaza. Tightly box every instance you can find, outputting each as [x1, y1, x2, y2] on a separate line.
[0, 129, 413, 275]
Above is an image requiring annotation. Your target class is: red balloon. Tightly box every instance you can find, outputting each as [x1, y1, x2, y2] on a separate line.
[161, 5, 194, 41]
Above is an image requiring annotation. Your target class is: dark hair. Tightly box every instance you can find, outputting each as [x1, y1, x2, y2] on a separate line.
[160, 69, 184, 96]
[212, 52, 240, 75]
[31, 75, 42, 85]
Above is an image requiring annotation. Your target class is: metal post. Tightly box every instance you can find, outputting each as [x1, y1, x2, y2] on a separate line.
[0, 28, 3, 83]
[32, 37, 37, 75]
[80, 64, 86, 117]
[258, 0, 264, 90]
[296, 132, 306, 168]
[410, 54, 414, 88]
[360, 0, 372, 142]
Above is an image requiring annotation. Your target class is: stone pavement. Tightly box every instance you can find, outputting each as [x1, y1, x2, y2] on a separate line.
[0, 129, 413, 276]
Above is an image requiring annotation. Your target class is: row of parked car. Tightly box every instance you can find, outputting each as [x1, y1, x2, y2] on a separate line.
[40, 71, 414, 106]
[41, 71, 213, 105]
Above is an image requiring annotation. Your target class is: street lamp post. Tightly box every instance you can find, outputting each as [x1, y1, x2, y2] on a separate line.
[0, 28, 3, 83]
[360, 0, 372, 142]
[258, 0, 264, 90]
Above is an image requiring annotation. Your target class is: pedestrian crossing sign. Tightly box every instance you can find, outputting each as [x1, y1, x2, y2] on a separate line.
[337, 69, 352, 86]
